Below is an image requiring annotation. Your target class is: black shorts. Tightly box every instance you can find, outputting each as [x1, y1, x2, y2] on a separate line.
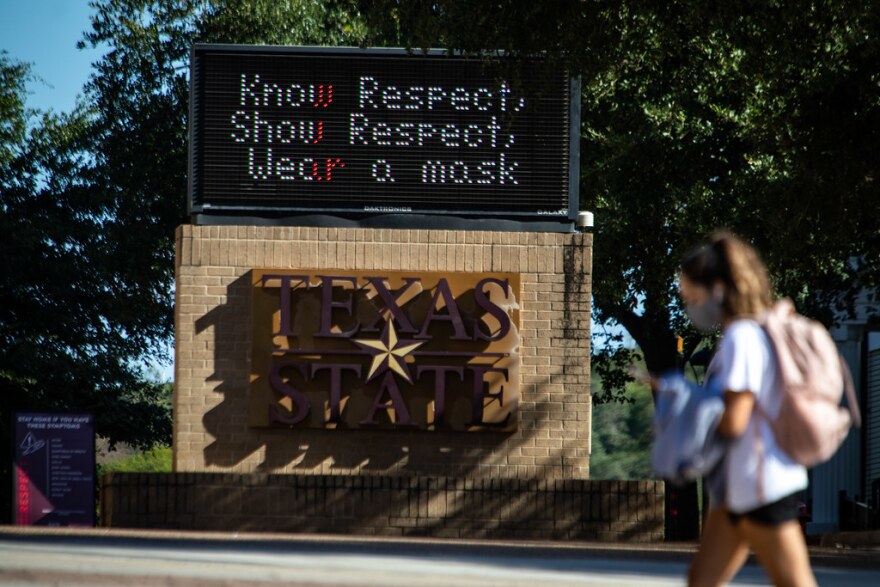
[727, 492, 801, 526]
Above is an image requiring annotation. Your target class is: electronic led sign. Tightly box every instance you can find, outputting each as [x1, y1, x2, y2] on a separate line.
[189, 45, 579, 229]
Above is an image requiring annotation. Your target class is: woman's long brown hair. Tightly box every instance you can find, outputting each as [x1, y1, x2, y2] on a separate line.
[680, 232, 773, 318]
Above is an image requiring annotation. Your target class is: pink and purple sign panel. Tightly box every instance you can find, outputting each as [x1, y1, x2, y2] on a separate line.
[13, 412, 95, 526]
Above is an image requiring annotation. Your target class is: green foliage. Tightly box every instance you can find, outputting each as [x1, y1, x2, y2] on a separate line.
[0, 52, 31, 167]
[590, 328, 641, 405]
[99, 445, 173, 476]
[200, 0, 368, 46]
[1, 1, 376, 522]
[1, 0, 876, 520]
[589, 374, 654, 480]
[0, 63, 172, 444]
[359, 1, 880, 402]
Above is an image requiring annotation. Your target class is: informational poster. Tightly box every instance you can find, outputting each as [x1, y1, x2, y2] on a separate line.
[13, 412, 95, 526]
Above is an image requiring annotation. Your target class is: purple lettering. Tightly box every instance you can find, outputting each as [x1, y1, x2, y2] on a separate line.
[417, 278, 470, 340]
[261, 274, 309, 336]
[468, 366, 511, 427]
[473, 277, 512, 341]
[317, 275, 359, 337]
[417, 365, 464, 428]
[268, 362, 311, 425]
[311, 363, 361, 424]
[362, 277, 420, 333]
[360, 371, 415, 427]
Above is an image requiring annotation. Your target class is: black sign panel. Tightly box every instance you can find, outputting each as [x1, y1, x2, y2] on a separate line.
[13, 413, 95, 527]
[190, 45, 579, 227]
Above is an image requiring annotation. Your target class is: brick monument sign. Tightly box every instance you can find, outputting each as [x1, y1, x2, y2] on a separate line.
[100, 46, 663, 541]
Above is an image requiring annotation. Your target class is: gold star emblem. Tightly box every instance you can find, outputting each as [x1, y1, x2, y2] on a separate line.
[353, 320, 424, 383]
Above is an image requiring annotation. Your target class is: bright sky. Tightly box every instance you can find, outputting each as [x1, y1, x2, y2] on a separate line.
[0, 0, 102, 113]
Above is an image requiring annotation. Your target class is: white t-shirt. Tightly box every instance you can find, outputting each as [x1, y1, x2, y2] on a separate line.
[710, 319, 808, 513]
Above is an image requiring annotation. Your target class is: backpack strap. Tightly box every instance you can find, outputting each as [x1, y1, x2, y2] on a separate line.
[754, 410, 767, 505]
[840, 355, 862, 428]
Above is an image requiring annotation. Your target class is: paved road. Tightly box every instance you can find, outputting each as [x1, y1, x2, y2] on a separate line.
[0, 532, 877, 586]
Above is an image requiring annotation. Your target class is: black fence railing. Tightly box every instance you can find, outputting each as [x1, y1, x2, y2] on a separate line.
[839, 481, 880, 531]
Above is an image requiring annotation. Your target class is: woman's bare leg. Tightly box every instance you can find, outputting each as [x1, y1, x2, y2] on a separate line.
[738, 518, 817, 587]
[688, 508, 749, 587]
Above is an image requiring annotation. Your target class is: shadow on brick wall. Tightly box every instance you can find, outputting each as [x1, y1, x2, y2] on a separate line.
[101, 473, 665, 541]
[151, 239, 666, 540]
[195, 273, 522, 477]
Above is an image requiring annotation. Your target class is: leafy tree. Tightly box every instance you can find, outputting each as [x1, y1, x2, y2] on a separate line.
[4, 0, 879, 523]
[0, 52, 172, 520]
[359, 1, 880, 401]
[0, 53, 30, 166]
[0, 0, 372, 521]
[589, 375, 654, 480]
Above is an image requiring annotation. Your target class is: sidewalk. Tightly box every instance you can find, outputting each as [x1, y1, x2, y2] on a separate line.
[1, 525, 878, 570]
[818, 529, 880, 550]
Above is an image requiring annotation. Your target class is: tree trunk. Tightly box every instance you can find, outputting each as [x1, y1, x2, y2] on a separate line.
[616, 308, 680, 373]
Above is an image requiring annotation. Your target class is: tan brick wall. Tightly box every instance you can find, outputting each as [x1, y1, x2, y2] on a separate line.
[102, 473, 664, 542]
[174, 225, 592, 480]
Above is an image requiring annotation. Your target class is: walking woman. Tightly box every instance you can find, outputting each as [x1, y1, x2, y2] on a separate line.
[680, 232, 817, 587]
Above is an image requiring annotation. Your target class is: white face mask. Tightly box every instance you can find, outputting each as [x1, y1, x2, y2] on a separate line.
[685, 286, 724, 333]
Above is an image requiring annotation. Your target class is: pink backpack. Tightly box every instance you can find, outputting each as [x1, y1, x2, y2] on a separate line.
[759, 299, 861, 467]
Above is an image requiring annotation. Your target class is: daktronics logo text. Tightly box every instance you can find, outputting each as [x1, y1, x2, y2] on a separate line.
[249, 270, 521, 432]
